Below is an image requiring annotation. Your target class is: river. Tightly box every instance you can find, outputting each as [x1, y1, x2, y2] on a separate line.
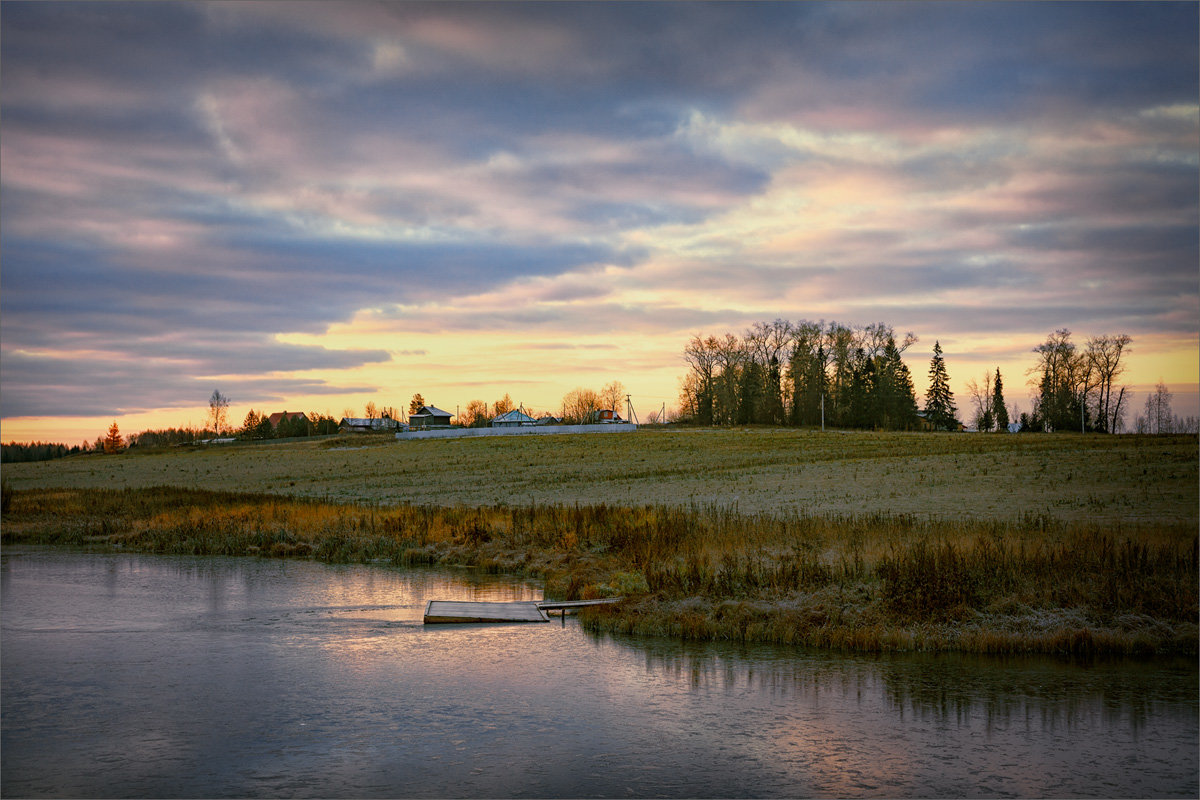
[2, 548, 1196, 798]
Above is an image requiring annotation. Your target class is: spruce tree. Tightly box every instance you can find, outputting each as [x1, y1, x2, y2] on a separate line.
[103, 421, 123, 454]
[992, 368, 1009, 432]
[923, 341, 959, 431]
[877, 336, 918, 429]
[241, 409, 263, 439]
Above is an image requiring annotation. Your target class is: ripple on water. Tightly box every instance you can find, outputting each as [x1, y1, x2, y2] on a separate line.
[2, 549, 1197, 798]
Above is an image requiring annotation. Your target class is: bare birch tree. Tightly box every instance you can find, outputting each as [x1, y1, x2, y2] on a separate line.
[966, 371, 994, 431]
[208, 390, 230, 435]
[599, 381, 626, 412]
[1084, 334, 1132, 432]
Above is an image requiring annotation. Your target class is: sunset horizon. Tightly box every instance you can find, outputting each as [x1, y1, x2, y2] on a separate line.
[3, 2, 1197, 445]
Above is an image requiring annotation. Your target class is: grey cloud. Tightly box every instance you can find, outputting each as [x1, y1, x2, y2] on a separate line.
[2, 1, 1196, 425]
[0, 334, 390, 415]
[0, 348, 377, 419]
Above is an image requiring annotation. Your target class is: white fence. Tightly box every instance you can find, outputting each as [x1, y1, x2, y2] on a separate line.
[396, 423, 637, 441]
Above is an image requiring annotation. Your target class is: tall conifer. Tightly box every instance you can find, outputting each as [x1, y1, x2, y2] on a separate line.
[924, 341, 958, 431]
[103, 421, 123, 454]
[992, 368, 1009, 432]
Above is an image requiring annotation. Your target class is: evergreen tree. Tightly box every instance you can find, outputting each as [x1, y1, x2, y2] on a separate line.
[736, 360, 763, 424]
[848, 349, 875, 429]
[241, 409, 264, 438]
[923, 341, 959, 431]
[876, 336, 918, 429]
[103, 421, 123, 454]
[992, 368, 1009, 432]
[788, 346, 825, 426]
[1032, 329, 1079, 432]
[765, 355, 785, 425]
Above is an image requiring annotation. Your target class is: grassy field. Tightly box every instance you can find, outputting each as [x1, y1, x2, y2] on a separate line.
[3, 428, 1197, 523]
[3, 429, 1196, 655]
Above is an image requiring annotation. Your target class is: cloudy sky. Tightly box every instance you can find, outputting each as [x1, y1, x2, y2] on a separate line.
[2, 1, 1197, 442]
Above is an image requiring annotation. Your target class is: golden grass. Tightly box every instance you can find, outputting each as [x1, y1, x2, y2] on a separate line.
[5, 430, 1195, 654]
[3, 484, 1195, 655]
[2, 429, 1197, 524]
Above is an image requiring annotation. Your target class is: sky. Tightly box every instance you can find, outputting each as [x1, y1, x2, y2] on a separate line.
[2, 1, 1197, 443]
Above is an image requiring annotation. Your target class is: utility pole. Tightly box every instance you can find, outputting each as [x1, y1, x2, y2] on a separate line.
[625, 395, 639, 425]
[821, 393, 825, 432]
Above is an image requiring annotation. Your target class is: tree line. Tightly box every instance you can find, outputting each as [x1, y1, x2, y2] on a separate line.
[1022, 329, 1132, 433]
[237, 411, 341, 439]
[679, 320, 925, 430]
[1, 441, 88, 463]
[1136, 381, 1199, 434]
[677, 320, 1151, 433]
[453, 381, 629, 427]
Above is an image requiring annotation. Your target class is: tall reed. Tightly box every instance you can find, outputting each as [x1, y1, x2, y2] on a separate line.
[3, 486, 1195, 654]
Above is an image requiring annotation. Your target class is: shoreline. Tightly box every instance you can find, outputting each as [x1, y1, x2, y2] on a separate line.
[3, 486, 1194, 656]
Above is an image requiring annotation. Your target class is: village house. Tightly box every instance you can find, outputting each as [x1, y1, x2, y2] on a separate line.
[491, 408, 537, 427]
[338, 416, 403, 433]
[267, 411, 309, 429]
[408, 405, 453, 429]
[594, 409, 625, 424]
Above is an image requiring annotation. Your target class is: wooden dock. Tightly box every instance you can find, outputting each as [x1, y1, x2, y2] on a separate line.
[423, 601, 549, 624]
[423, 597, 622, 624]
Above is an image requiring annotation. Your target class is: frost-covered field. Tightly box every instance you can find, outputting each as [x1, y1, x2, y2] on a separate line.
[5, 429, 1196, 525]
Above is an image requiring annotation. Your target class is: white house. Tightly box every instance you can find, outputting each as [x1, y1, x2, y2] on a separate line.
[492, 408, 537, 427]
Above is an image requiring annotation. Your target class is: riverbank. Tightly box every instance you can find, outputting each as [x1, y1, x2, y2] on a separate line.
[3, 486, 1194, 655]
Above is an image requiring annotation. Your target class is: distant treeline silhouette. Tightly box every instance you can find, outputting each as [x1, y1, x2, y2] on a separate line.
[678, 319, 925, 430]
[678, 320, 1142, 433]
[1, 441, 88, 463]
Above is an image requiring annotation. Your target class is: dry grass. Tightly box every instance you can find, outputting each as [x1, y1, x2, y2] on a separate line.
[3, 429, 1197, 524]
[4, 430, 1195, 655]
[3, 483, 1195, 655]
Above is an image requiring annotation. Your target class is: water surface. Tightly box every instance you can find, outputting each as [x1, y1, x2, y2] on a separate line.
[3, 548, 1196, 798]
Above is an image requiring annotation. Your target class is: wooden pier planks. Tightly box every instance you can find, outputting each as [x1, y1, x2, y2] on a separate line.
[536, 598, 623, 612]
[423, 600, 549, 624]
[422, 597, 623, 624]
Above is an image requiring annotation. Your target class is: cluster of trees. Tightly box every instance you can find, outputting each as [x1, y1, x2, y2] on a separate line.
[453, 381, 628, 427]
[351, 401, 400, 421]
[3, 423, 208, 461]
[676, 322, 1154, 435]
[964, 367, 1011, 432]
[127, 426, 209, 448]
[679, 320, 923, 430]
[459, 393, 521, 428]
[1135, 381, 1199, 434]
[1, 441, 89, 463]
[561, 382, 627, 424]
[1023, 330, 1133, 433]
[238, 410, 340, 439]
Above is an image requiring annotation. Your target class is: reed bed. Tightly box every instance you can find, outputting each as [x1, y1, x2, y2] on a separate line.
[3, 485, 1194, 655]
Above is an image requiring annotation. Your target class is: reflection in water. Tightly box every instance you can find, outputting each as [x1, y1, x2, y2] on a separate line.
[591, 632, 1199, 797]
[3, 548, 1196, 799]
[612, 631, 1194, 734]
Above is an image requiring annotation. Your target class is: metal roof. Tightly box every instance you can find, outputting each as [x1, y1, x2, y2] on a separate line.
[492, 408, 536, 423]
[339, 417, 401, 428]
[411, 405, 452, 417]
